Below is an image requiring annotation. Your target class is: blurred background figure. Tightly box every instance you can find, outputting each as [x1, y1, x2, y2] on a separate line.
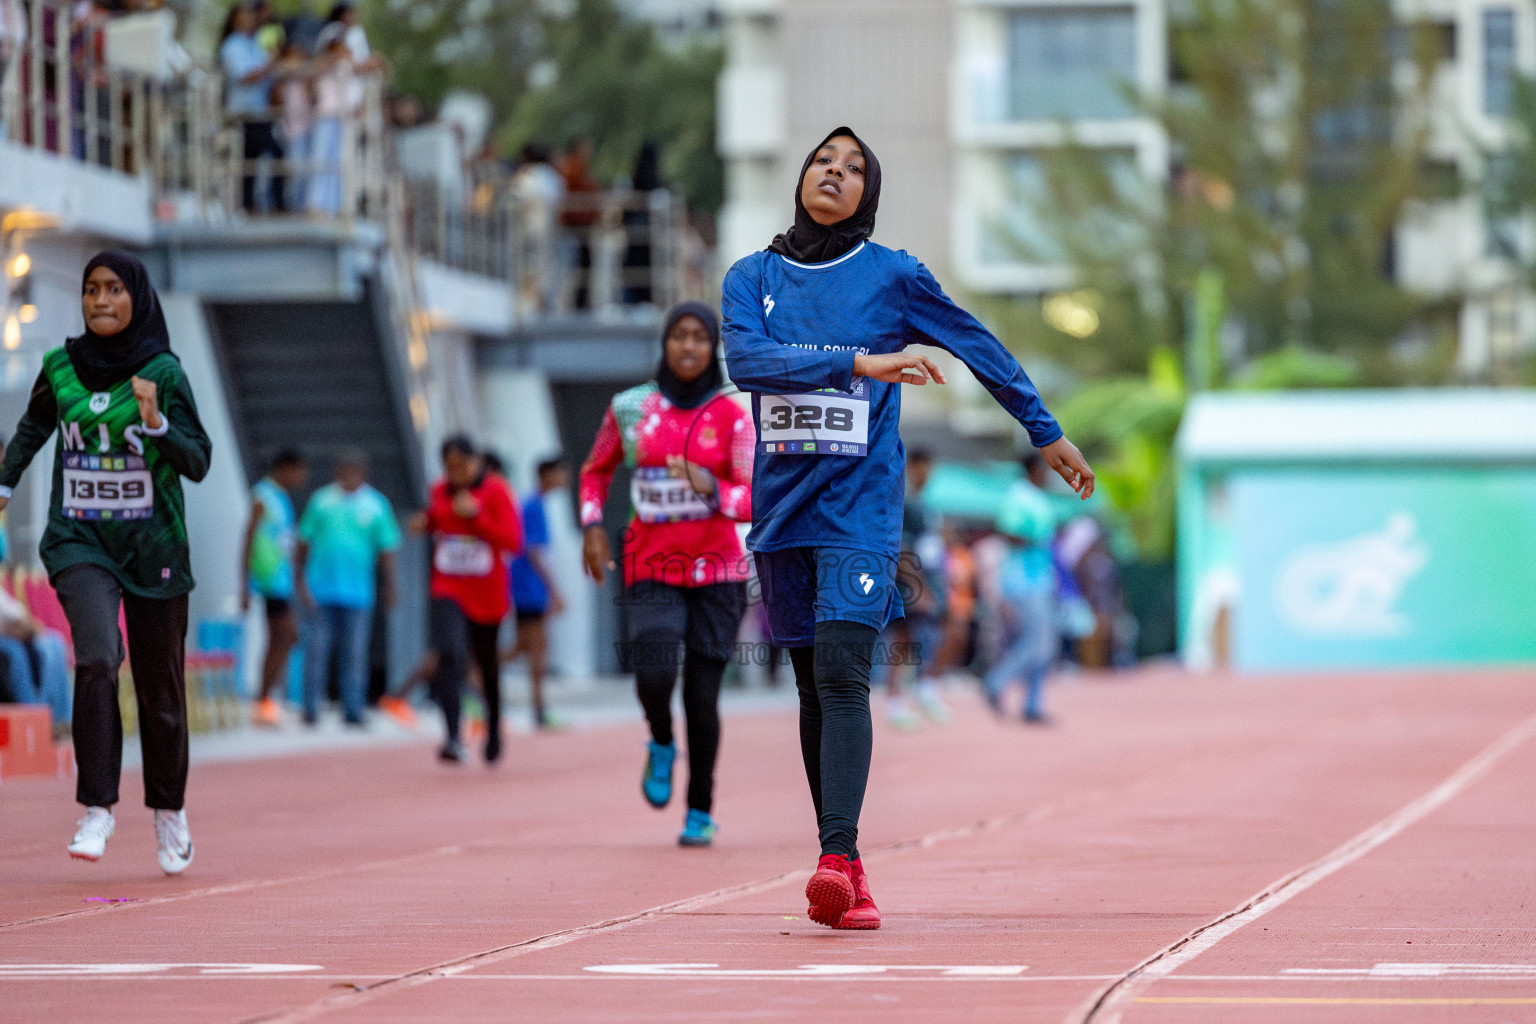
[505, 455, 568, 731]
[987, 464, 1061, 724]
[512, 142, 566, 316]
[295, 450, 399, 727]
[220, 1, 284, 214]
[1059, 516, 1130, 670]
[241, 448, 307, 727]
[0, 580, 71, 739]
[274, 38, 314, 214]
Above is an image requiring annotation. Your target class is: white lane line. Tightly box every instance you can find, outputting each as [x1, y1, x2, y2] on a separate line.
[0, 846, 463, 934]
[1072, 711, 1536, 1024]
[231, 784, 1147, 1024]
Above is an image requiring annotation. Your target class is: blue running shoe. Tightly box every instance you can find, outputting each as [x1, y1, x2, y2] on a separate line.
[642, 740, 675, 808]
[678, 809, 717, 847]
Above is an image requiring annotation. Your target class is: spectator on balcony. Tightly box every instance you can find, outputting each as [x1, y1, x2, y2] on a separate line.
[512, 142, 566, 316]
[275, 39, 314, 212]
[251, 0, 284, 56]
[308, 31, 352, 215]
[622, 140, 663, 306]
[220, 1, 286, 214]
[0, 0, 25, 137]
[316, 1, 383, 108]
[558, 137, 601, 310]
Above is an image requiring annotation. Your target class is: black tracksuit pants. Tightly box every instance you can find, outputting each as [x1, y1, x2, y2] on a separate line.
[55, 564, 190, 811]
[430, 597, 502, 746]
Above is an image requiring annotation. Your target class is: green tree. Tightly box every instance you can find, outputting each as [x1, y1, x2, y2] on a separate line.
[359, 0, 722, 214]
[974, 0, 1454, 556]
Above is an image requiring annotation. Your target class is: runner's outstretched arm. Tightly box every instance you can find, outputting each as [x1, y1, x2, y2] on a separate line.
[902, 261, 1061, 448]
[722, 262, 857, 394]
[0, 370, 59, 503]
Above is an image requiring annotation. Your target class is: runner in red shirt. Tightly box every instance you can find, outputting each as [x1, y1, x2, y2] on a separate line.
[580, 301, 754, 847]
[411, 436, 523, 764]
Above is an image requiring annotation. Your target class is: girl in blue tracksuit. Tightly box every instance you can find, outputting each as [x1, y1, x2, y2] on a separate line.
[722, 126, 1095, 930]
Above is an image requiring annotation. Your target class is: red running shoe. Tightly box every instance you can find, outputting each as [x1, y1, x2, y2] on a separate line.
[835, 857, 880, 930]
[805, 854, 856, 927]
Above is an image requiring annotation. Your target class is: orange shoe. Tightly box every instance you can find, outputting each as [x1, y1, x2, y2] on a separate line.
[805, 854, 857, 928]
[378, 695, 417, 726]
[253, 697, 281, 727]
[834, 856, 881, 929]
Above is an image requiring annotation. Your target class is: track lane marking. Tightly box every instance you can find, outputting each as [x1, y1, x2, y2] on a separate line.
[0, 846, 463, 933]
[1072, 711, 1536, 1024]
[1136, 997, 1536, 1006]
[228, 784, 1156, 1024]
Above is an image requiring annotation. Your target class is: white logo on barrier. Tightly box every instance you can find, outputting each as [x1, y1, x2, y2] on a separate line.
[584, 964, 1027, 978]
[1273, 512, 1428, 637]
[0, 963, 323, 977]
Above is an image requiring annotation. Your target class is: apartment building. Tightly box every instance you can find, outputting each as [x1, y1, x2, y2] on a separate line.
[717, 0, 1536, 380]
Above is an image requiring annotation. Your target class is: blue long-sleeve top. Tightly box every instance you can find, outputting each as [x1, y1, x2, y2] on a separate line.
[722, 240, 1062, 557]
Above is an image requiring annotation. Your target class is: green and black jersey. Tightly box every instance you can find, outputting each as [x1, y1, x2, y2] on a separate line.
[0, 347, 212, 598]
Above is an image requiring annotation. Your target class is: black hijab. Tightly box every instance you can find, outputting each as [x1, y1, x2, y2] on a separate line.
[68, 250, 173, 393]
[655, 300, 722, 410]
[767, 126, 881, 265]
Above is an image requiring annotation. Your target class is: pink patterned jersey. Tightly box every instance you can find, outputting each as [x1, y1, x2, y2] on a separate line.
[579, 382, 754, 588]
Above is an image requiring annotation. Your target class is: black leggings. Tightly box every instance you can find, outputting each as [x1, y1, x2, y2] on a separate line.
[429, 598, 501, 745]
[790, 620, 877, 860]
[55, 564, 190, 810]
[627, 580, 746, 814]
[637, 651, 726, 813]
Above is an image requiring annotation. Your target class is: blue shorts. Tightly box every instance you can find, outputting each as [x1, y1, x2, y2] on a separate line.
[753, 547, 905, 647]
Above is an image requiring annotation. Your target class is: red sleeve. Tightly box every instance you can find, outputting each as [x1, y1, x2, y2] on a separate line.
[579, 405, 623, 527]
[469, 478, 523, 555]
[715, 402, 754, 522]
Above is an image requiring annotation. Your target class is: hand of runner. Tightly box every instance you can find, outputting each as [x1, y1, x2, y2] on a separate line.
[131, 375, 163, 430]
[0, 495, 8, 514]
[406, 511, 428, 535]
[451, 492, 480, 519]
[295, 581, 314, 611]
[549, 590, 566, 615]
[852, 352, 947, 386]
[666, 454, 715, 498]
[1041, 436, 1095, 499]
[582, 524, 615, 584]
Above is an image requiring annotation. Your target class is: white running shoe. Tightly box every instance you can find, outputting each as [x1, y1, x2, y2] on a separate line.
[915, 678, 951, 724]
[154, 809, 194, 875]
[68, 807, 115, 861]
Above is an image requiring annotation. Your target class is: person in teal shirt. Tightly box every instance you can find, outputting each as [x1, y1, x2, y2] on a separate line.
[241, 448, 307, 726]
[294, 449, 400, 725]
[986, 474, 1061, 723]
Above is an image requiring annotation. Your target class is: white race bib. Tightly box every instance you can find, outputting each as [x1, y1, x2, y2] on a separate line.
[62, 453, 154, 521]
[433, 535, 494, 577]
[630, 466, 714, 524]
[758, 381, 870, 457]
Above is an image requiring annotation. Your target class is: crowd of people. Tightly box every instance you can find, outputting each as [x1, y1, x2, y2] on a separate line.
[0, 125, 1119, 945]
[218, 0, 384, 215]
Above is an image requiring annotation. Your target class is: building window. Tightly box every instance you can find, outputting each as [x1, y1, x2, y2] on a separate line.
[981, 150, 1141, 266]
[1484, 8, 1516, 116]
[1007, 6, 1138, 121]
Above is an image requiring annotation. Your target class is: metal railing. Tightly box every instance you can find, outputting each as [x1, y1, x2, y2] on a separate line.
[1, 0, 691, 311]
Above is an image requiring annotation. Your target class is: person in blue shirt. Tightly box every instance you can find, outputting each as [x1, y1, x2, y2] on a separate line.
[240, 448, 307, 726]
[219, 2, 285, 214]
[722, 127, 1095, 931]
[505, 456, 568, 730]
[294, 449, 400, 726]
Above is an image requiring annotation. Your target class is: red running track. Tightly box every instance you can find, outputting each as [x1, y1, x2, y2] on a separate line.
[3, 667, 1535, 1024]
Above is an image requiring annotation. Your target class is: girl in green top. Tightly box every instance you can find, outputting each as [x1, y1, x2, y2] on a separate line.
[0, 250, 212, 875]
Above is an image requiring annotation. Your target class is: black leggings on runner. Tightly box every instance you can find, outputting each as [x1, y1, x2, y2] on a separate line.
[790, 620, 877, 860]
[627, 580, 746, 814]
[429, 598, 502, 747]
[55, 564, 190, 810]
